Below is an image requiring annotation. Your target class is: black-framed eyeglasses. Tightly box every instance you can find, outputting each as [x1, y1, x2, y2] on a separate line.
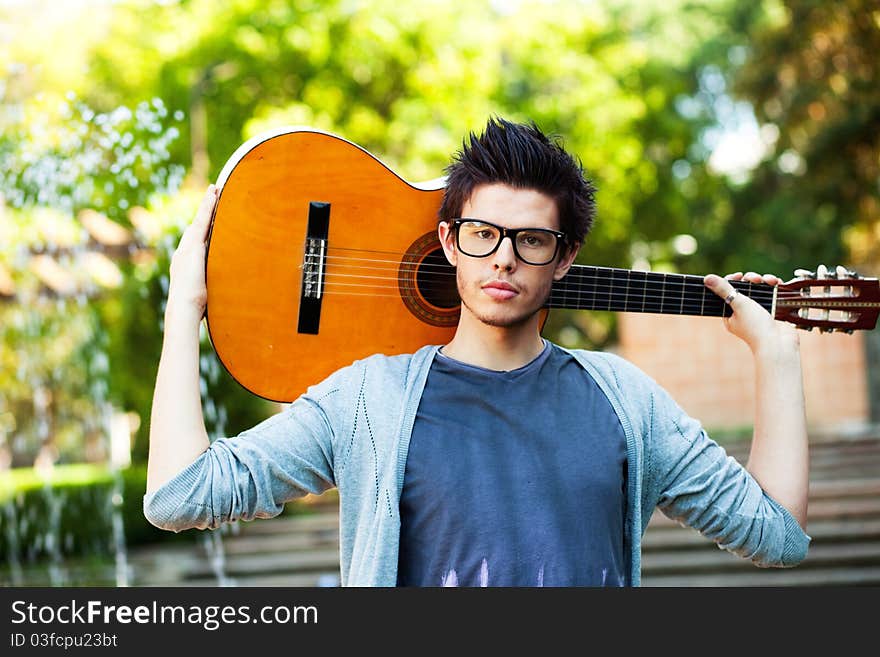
[451, 219, 567, 266]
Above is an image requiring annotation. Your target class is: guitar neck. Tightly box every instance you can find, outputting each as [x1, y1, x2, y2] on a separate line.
[547, 264, 773, 317]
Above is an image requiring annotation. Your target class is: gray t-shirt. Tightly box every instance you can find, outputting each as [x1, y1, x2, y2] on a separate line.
[397, 339, 628, 586]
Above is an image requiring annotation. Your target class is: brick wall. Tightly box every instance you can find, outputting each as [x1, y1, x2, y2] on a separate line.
[615, 312, 869, 431]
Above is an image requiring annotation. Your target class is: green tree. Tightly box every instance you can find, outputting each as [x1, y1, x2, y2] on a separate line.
[728, 0, 880, 419]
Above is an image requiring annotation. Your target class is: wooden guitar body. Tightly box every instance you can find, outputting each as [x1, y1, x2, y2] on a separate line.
[207, 128, 459, 402]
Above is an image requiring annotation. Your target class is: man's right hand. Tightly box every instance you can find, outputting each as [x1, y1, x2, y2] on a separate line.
[167, 184, 219, 320]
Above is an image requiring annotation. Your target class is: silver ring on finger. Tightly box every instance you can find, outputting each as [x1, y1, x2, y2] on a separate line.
[724, 289, 738, 305]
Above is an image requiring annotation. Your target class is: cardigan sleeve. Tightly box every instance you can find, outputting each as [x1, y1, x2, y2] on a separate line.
[645, 376, 811, 568]
[142, 362, 354, 532]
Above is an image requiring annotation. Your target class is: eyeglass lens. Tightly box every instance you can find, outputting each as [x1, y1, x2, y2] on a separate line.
[457, 221, 559, 265]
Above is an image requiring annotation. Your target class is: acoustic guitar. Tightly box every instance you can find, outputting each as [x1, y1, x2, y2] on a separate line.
[206, 127, 880, 402]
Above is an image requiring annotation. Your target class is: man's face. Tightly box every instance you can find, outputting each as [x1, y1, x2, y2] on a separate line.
[438, 183, 578, 329]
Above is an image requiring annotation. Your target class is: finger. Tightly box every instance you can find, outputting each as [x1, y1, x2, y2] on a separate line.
[195, 184, 219, 226]
[762, 273, 780, 285]
[724, 272, 743, 281]
[743, 271, 761, 283]
[181, 185, 218, 247]
[704, 273, 742, 308]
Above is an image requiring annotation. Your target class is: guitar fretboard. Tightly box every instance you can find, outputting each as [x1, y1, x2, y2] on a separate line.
[547, 265, 773, 317]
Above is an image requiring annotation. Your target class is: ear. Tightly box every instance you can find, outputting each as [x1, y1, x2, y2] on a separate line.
[553, 242, 580, 281]
[438, 221, 458, 267]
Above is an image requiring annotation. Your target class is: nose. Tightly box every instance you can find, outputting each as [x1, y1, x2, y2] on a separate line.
[492, 234, 518, 271]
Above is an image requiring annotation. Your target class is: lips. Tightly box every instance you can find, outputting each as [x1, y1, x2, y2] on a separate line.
[482, 280, 519, 300]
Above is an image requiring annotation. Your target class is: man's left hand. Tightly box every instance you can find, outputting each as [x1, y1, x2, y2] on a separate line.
[703, 269, 801, 356]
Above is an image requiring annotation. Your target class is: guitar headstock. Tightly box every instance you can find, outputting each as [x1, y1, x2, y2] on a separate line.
[775, 267, 880, 333]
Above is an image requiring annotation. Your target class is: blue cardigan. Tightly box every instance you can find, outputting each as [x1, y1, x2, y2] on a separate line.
[143, 344, 811, 586]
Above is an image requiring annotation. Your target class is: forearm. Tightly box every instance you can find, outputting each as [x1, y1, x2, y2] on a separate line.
[746, 339, 809, 530]
[146, 303, 210, 494]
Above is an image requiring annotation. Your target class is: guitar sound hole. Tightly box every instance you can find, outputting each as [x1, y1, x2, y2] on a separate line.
[399, 233, 460, 327]
[417, 248, 459, 309]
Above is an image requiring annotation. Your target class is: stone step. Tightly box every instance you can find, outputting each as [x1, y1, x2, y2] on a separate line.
[641, 565, 880, 587]
[184, 547, 340, 579]
[725, 436, 880, 455]
[219, 571, 340, 587]
[212, 480, 880, 556]
[646, 495, 880, 528]
[725, 445, 880, 464]
[200, 529, 880, 580]
[226, 511, 340, 536]
[199, 514, 880, 557]
[643, 517, 880, 550]
[807, 477, 880, 498]
[724, 455, 880, 476]
[642, 540, 880, 574]
[220, 527, 337, 555]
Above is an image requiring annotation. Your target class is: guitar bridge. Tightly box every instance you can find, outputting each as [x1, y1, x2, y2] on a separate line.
[297, 201, 330, 334]
[303, 237, 326, 300]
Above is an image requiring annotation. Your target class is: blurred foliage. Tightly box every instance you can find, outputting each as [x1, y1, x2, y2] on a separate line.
[670, 0, 880, 278]
[80, 0, 742, 346]
[0, 462, 338, 581]
[1, 0, 878, 472]
[0, 463, 187, 567]
[732, 0, 880, 274]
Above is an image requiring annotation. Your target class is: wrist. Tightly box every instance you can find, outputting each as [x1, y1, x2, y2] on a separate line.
[752, 334, 800, 362]
[164, 297, 205, 329]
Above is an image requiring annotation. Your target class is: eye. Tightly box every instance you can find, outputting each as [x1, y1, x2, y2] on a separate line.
[519, 232, 549, 248]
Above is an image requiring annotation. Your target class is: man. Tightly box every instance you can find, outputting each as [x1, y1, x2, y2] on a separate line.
[145, 118, 811, 586]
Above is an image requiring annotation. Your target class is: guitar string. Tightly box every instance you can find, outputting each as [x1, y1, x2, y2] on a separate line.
[325, 243, 860, 282]
[309, 253, 843, 300]
[311, 290, 864, 325]
[313, 277, 782, 313]
[314, 287, 751, 313]
[311, 288, 863, 324]
[321, 244, 856, 279]
[315, 277, 776, 304]
[319, 253, 784, 289]
[313, 269, 812, 303]
[316, 265, 778, 297]
[314, 277, 866, 314]
[316, 249, 845, 288]
[313, 261, 791, 300]
[314, 276, 780, 307]
[314, 276, 839, 306]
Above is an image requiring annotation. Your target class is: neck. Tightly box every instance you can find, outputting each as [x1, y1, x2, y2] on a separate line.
[442, 308, 545, 371]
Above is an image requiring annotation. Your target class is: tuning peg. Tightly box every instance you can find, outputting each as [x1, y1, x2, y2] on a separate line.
[794, 268, 816, 279]
[819, 327, 833, 333]
[797, 325, 814, 331]
[841, 329, 855, 335]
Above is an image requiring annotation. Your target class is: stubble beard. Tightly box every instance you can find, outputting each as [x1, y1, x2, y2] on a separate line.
[457, 270, 553, 328]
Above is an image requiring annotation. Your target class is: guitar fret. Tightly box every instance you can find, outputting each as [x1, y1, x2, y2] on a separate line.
[549, 267, 778, 319]
[679, 276, 685, 315]
[605, 269, 614, 310]
[660, 273, 666, 314]
[590, 266, 597, 311]
[593, 267, 603, 310]
[583, 266, 591, 310]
